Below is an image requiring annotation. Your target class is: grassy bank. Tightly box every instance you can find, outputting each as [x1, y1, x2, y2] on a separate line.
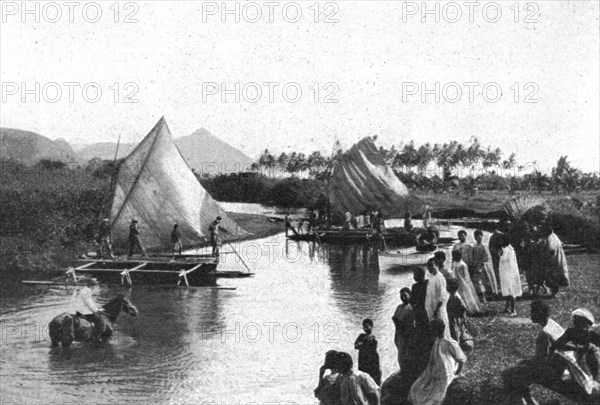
[445, 253, 600, 405]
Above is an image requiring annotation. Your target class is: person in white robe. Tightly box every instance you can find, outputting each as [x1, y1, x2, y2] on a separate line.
[499, 235, 522, 316]
[425, 258, 451, 339]
[408, 318, 466, 405]
[451, 249, 481, 315]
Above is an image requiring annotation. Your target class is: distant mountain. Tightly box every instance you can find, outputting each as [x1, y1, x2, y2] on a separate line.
[0, 128, 78, 165]
[175, 128, 253, 174]
[78, 142, 136, 161]
[1, 126, 253, 173]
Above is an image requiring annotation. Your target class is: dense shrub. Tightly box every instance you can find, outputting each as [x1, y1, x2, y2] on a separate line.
[200, 172, 273, 203]
[0, 159, 110, 276]
[268, 177, 328, 208]
[200, 173, 329, 208]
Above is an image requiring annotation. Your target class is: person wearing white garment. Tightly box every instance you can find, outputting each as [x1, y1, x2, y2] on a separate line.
[499, 234, 522, 316]
[451, 249, 481, 316]
[425, 258, 451, 340]
[74, 279, 106, 341]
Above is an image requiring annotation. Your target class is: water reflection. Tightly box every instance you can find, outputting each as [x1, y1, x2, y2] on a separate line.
[0, 217, 490, 404]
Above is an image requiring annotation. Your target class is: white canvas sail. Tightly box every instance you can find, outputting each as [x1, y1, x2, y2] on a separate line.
[330, 137, 421, 217]
[109, 117, 249, 251]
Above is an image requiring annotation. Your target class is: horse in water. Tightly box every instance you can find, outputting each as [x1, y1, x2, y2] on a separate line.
[49, 294, 138, 347]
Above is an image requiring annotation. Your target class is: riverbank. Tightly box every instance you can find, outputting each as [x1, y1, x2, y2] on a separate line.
[445, 253, 600, 405]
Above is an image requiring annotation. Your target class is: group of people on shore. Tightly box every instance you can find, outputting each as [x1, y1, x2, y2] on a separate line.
[313, 218, 592, 405]
[95, 216, 223, 259]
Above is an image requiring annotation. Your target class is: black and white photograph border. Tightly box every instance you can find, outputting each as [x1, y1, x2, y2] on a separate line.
[1, 1, 599, 404]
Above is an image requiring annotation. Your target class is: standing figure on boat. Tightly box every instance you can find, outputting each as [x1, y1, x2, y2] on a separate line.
[423, 206, 433, 229]
[73, 279, 107, 342]
[171, 223, 182, 260]
[209, 216, 222, 257]
[342, 211, 353, 230]
[128, 219, 147, 258]
[97, 218, 115, 260]
[307, 209, 315, 233]
[356, 211, 365, 229]
[404, 211, 414, 232]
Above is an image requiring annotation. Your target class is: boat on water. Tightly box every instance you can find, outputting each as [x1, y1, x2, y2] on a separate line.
[287, 227, 413, 244]
[70, 117, 252, 287]
[377, 243, 455, 271]
[286, 137, 424, 244]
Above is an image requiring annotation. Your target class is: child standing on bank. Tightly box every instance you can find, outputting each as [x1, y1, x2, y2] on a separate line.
[354, 318, 382, 385]
[499, 234, 522, 316]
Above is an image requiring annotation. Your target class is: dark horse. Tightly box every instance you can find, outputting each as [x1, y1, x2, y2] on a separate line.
[49, 294, 138, 347]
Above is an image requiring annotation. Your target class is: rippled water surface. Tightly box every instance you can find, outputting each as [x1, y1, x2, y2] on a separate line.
[1, 206, 482, 404]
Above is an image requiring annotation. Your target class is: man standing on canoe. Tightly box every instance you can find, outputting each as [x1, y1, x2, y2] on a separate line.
[171, 223, 182, 260]
[128, 219, 147, 258]
[97, 218, 115, 260]
[209, 216, 222, 257]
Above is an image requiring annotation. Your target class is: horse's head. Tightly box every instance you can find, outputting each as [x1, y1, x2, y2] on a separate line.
[103, 294, 138, 320]
[118, 294, 139, 317]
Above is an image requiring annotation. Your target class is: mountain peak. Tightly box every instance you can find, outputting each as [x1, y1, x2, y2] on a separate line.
[188, 128, 214, 138]
[175, 129, 252, 173]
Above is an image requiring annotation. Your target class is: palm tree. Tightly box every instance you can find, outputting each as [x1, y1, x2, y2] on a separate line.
[551, 156, 581, 193]
[307, 151, 326, 179]
[276, 152, 288, 174]
[482, 147, 502, 171]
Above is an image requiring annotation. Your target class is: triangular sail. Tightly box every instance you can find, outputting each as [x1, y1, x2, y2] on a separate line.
[109, 117, 249, 251]
[330, 137, 421, 217]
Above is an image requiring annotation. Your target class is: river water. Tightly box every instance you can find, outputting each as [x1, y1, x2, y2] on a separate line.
[1, 204, 479, 404]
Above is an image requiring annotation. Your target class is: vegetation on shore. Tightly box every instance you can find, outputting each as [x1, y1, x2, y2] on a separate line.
[1, 156, 598, 278]
[249, 138, 599, 195]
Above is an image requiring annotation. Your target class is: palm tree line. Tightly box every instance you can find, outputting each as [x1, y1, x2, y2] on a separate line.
[250, 137, 599, 194]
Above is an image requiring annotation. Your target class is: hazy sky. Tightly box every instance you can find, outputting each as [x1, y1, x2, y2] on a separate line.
[1, 1, 598, 172]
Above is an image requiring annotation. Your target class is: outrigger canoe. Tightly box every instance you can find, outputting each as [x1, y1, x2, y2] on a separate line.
[68, 117, 252, 287]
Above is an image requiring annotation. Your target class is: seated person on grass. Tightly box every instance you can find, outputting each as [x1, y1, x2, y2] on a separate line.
[502, 302, 600, 404]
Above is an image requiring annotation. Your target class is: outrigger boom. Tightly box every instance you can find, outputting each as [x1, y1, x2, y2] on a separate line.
[67, 255, 253, 287]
